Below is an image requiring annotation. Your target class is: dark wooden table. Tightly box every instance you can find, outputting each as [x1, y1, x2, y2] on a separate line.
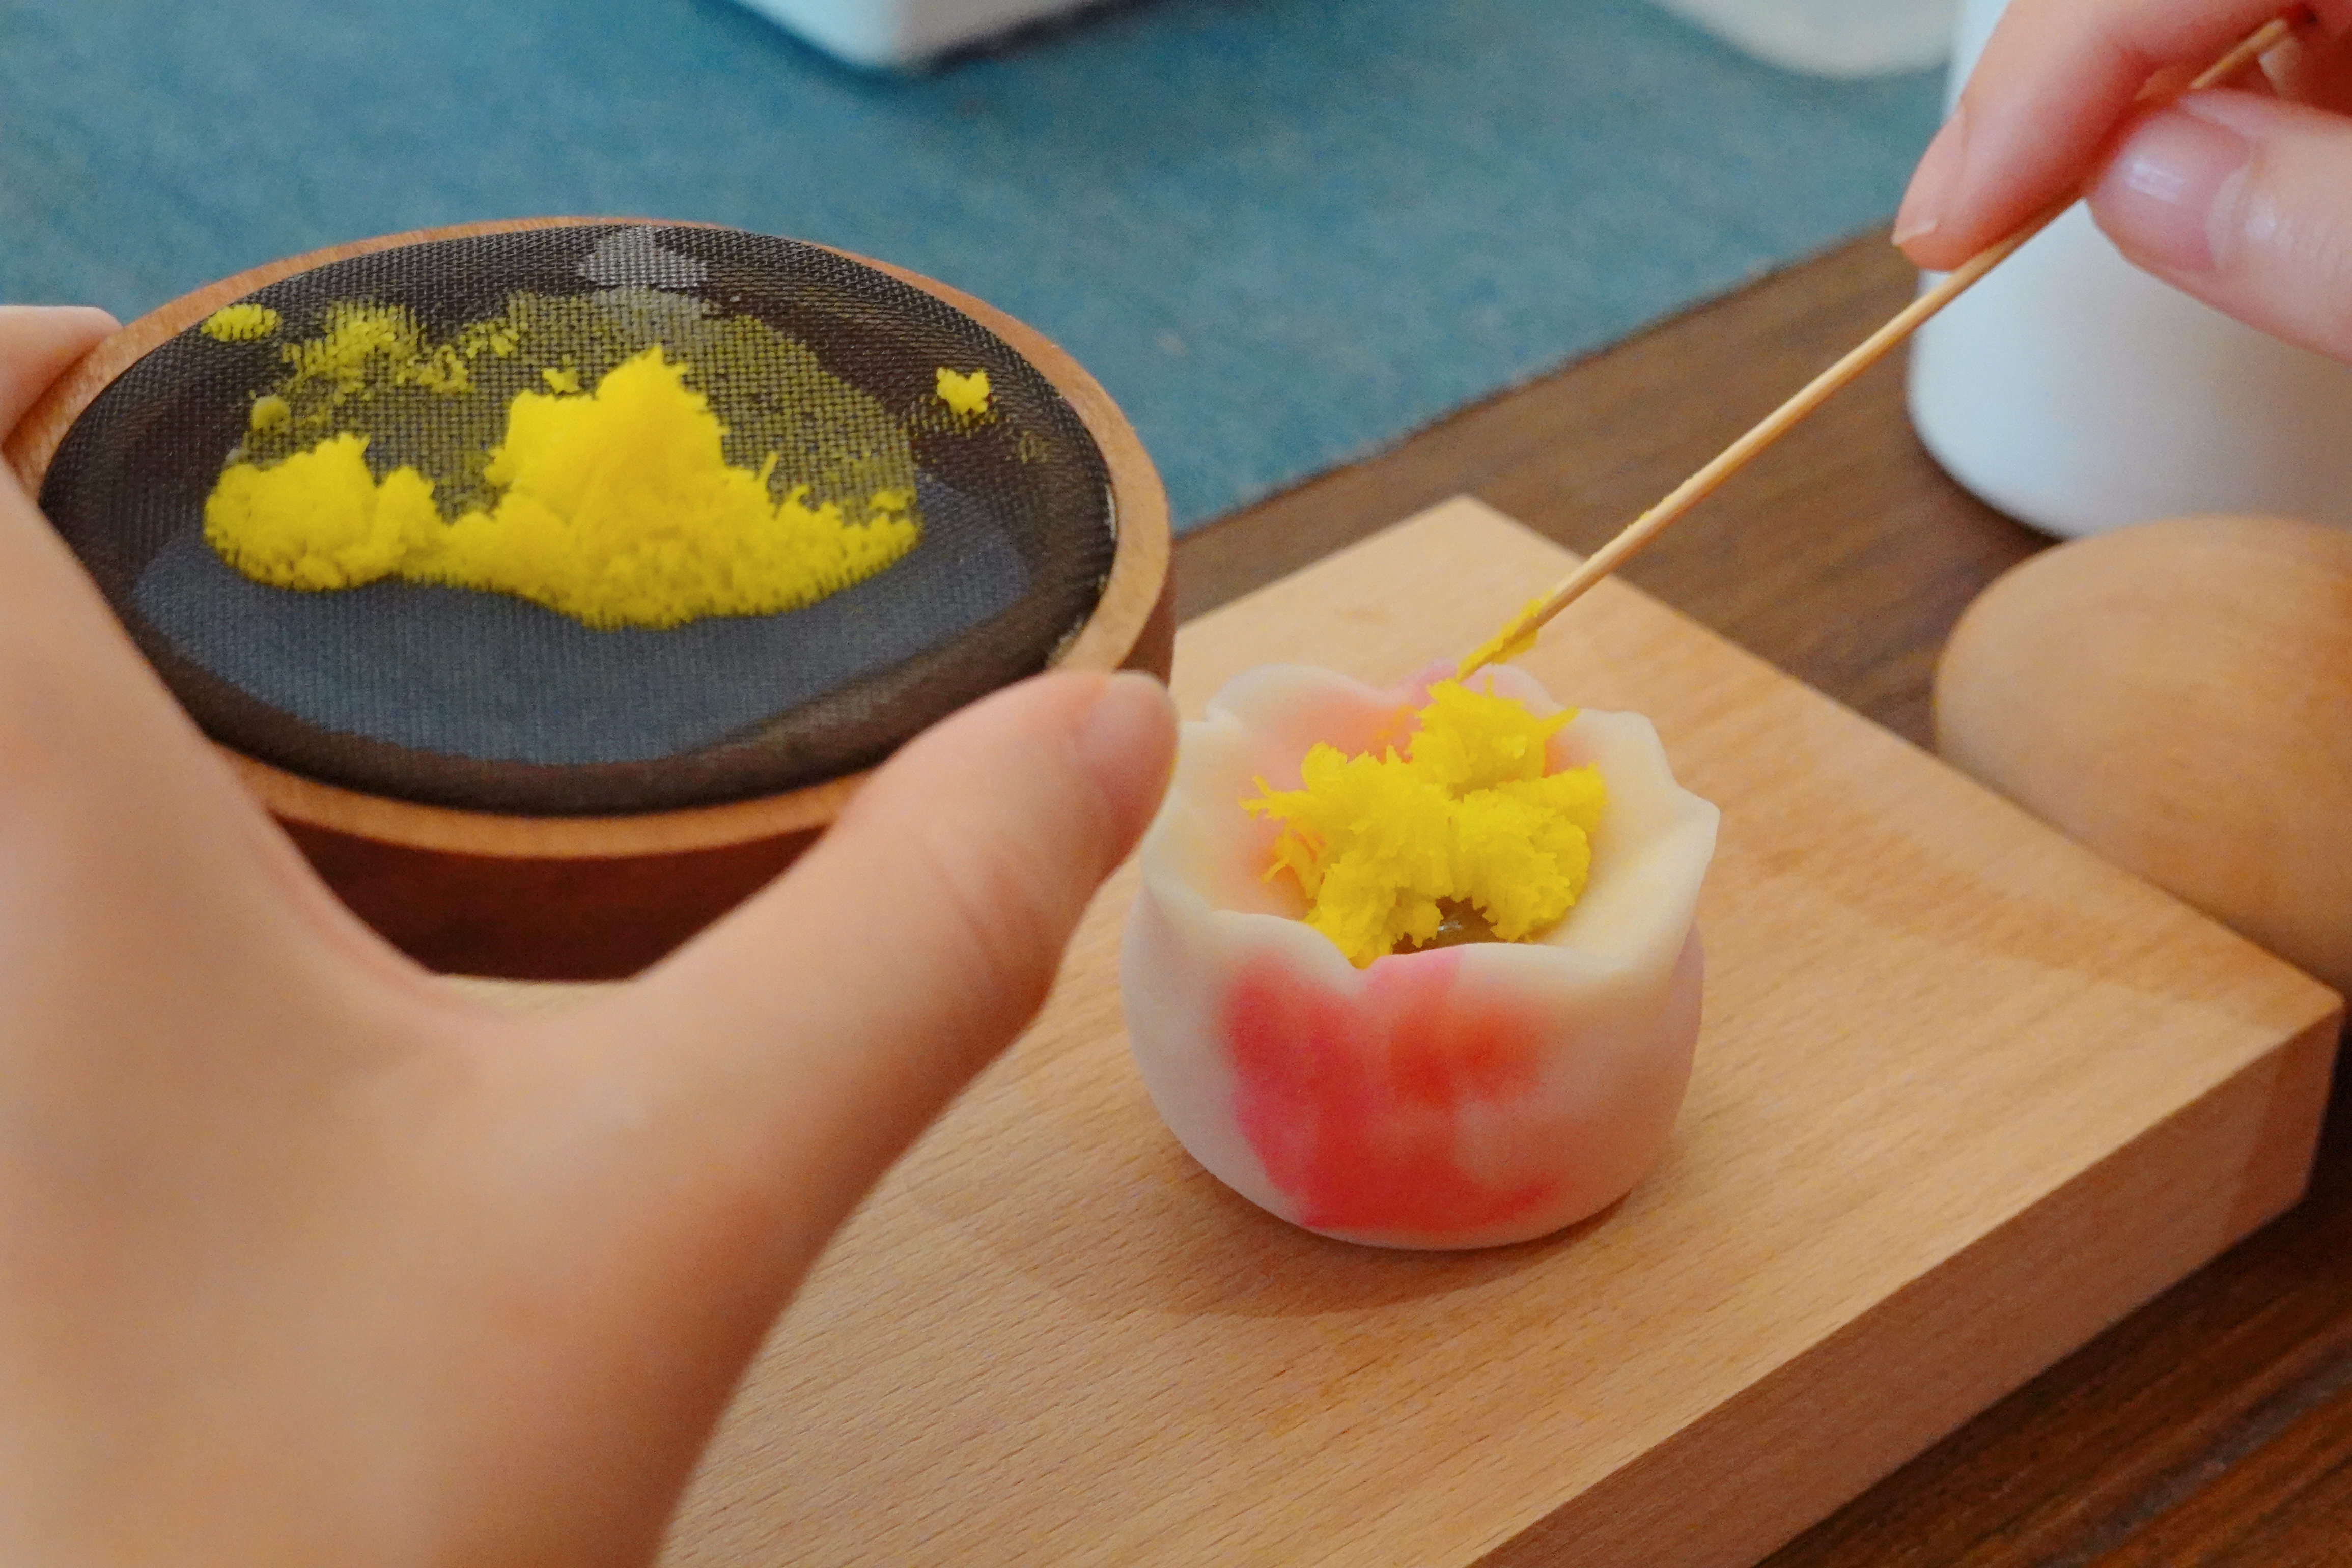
[1174, 229, 2352, 1567]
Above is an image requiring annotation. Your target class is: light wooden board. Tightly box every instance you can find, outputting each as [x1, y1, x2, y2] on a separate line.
[496, 497, 2338, 1567]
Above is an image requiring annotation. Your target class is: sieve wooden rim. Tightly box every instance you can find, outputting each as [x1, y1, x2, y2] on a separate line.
[5, 217, 1171, 859]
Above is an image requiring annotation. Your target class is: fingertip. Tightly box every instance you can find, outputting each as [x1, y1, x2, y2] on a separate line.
[1893, 107, 1968, 256]
[2089, 100, 2255, 276]
[0, 305, 119, 446]
[2088, 89, 2352, 361]
[0, 303, 120, 346]
[582, 669, 1177, 1270]
[1899, 2, 2320, 276]
[649, 668, 1171, 1058]
[836, 668, 1171, 889]
[1070, 670, 1177, 865]
[1895, 225, 1967, 272]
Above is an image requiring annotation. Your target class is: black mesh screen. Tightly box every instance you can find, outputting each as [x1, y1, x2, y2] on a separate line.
[39, 224, 1119, 815]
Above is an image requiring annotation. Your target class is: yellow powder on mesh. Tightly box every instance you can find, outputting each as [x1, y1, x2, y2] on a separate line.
[936, 367, 992, 418]
[205, 433, 440, 591]
[1243, 681, 1607, 968]
[269, 302, 476, 409]
[203, 345, 920, 630]
[232, 293, 922, 516]
[202, 303, 281, 342]
[461, 319, 522, 359]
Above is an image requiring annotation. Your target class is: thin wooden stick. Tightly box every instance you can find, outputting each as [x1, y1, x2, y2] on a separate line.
[1457, 10, 2302, 681]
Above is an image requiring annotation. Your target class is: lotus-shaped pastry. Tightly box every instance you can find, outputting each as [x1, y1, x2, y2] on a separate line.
[1121, 664, 1719, 1249]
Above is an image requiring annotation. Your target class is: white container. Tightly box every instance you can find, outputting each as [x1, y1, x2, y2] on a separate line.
[733, 0, 1096, 68]
[1648, 0, 1957, 77]
[1907, 0, 2352, 537]
[770, 0, 1953, 76]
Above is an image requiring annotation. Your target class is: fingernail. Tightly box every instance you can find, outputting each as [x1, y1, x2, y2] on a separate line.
[1073, 671, 1177, 846]
[1894, 105, 1969, 248]
[2092, 103, 2254, 274]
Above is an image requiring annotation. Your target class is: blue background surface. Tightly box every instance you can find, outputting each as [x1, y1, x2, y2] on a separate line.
[0, 0, 1940, 530]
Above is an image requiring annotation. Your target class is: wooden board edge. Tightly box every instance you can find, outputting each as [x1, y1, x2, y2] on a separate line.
[1476, 999, 2344, 1568]
[1180, 495, 1536, 641]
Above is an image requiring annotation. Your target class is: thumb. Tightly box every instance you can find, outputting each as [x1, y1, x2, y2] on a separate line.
[583, 668, 1175, 1267]
[0, 306, 117, 446]
[2090, 89, 2352, 359]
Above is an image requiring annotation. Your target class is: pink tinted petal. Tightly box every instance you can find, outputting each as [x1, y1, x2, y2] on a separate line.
[1224, 948, 1559, 1238]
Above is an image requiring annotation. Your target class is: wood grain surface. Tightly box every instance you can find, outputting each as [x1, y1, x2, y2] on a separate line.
[618, 498, 2335, 1568]
[1177, 230, 2352, 1565]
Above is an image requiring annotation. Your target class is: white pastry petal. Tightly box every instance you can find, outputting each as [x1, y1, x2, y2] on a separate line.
[1121, 665, 1719, 1250]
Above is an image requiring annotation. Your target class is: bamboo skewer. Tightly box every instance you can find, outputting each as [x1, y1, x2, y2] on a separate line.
[1457, 10, 2304, 681]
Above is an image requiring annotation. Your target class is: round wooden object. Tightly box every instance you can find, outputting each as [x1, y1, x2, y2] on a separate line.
[4, 218, 1175, 980]
[1935, 514, 2352, 995]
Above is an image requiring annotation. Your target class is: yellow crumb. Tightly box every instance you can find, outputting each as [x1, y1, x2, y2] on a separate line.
[936, 366, 992, 419]
[459, 320, 521, 359]
[1244, 681, 1606, 968]
[204, 432, 440, 592]
[202, 303, 281, 342]
[282, 303, 472, 402]
[540, 365, 581, 394]
[248, 394, 292, 434]
[1457, 596, 1547, 679]
[203, 346, 920, 629]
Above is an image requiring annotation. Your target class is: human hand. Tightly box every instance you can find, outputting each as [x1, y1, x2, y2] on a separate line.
[1895, 1, 2352, 359]
[0, 304, 1175, 1566]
